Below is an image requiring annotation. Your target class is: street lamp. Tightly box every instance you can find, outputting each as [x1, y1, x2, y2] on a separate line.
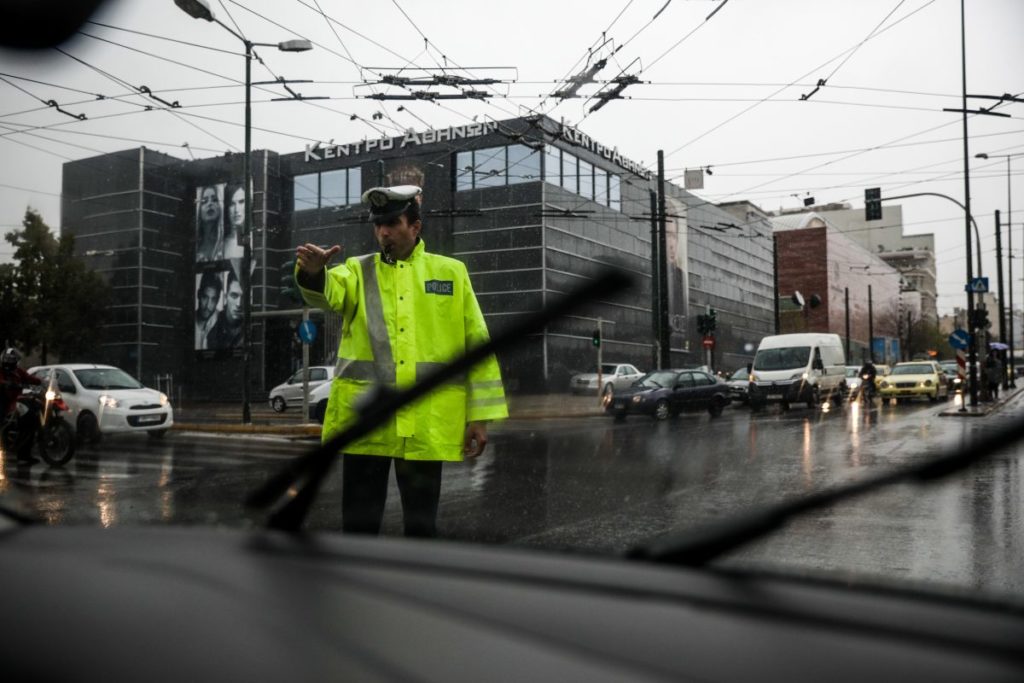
[976, 151, 1022, 386]
[175, 0, 312, 423]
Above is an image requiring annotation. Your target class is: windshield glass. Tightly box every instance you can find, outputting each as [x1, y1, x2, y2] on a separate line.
[73, 368, 144, 390]
[636, 371, 678, 388]
[891, 364, 934, 376]
[753, 347, 810, 372]
[1, 1, 1022, 629]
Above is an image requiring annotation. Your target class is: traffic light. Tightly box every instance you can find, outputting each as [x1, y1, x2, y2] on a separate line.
[591, 329, 601, 347]
[971, 306, 991, 330]
[280, 258, 303, 304]
[864, 187, 882, 221]
[707, 308, 717, 333]
[696, 314, 708, 335]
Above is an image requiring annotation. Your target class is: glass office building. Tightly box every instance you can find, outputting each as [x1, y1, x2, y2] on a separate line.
[61, 116, 774, 399]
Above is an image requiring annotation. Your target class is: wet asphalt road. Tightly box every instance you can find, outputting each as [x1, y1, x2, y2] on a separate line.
[2, 394, 1022, 601]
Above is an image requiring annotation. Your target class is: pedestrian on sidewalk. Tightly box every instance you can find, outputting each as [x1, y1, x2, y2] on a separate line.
[293, 185, 508, 538]
[985, 351, 1002, 402]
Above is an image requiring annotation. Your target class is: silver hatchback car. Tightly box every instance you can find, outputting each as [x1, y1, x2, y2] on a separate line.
[268, 366, 333, 413]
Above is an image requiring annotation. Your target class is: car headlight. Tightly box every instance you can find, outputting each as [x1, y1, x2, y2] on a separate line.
[632, 395, 643, 404]
[923, 379, 933, 387]
[749, 373, 758, 382]
[159, 392, 169, 406]
[99, 395, 119, 409]
[45, 389, 57, 401]
[880, 381, 889, 389]
[790, 373, 804, 381]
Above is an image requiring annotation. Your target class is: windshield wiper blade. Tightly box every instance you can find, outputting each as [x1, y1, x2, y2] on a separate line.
[628, 411, 1024, 567]
[247, 268, 632, 532]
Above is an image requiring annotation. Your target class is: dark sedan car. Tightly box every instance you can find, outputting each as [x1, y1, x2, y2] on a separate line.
[607, 369, 731, 420]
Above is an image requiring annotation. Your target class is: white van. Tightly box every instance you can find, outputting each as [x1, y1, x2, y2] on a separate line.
[748, 333, 847, 408]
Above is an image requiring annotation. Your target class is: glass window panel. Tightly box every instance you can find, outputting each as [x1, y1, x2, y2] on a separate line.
[544, 145, 561, 185]
[594, 167, 608, 206]
[609, 173, 621, 211]
[475, 146, 506, 188]
[561, 152, 577, 193]
[347, 167, 361, 205]
[579, 159, 593, 199]
[320, 169, 347, 208]
[293, 173, 318, 211]
[455, 151, 473, 191]
[507, 144, 541, 185]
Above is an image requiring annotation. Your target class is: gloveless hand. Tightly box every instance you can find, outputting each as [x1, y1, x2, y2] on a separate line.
[296, 243, 342, 275]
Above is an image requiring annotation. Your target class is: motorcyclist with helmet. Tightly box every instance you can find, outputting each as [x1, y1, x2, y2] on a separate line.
[1, 347, 42, 462]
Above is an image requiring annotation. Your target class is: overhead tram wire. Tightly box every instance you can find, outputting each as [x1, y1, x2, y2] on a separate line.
[292, 0, 530, 143]
[381, 0, 524, 121]
[79, 18, 399, 140]
[84, 20, 243, 56]
[535, 0, 638, 114]
[798, 0, 908, 102]
[307, 0, 422, 135]
[539, 0, 666, 119]
[54, 45, 242, 152]
[218, 0, 403, 138]
[665, 127, 1024, 179]
[663, 0, 939, 160]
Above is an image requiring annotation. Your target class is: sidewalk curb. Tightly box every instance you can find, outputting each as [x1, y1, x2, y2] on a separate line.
[938, 386, 1022, 418]
[170, 410, 605, 436]
[171, 423, 322, 436]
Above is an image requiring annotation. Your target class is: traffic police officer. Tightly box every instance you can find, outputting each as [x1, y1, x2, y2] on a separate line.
[294, 185, 508, 537]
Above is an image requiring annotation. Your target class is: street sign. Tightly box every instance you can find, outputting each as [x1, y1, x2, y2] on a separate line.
[948, 328, 970, 350]
[965, 277, 989, 293]
[297, 320, 317, 345]
[702, 335, 715, 350]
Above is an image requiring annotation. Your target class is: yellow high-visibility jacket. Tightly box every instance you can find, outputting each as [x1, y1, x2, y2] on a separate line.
[296, 239, 508, 461]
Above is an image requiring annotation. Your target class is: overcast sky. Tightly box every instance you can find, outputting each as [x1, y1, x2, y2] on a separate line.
[1, 0, 1021, 314]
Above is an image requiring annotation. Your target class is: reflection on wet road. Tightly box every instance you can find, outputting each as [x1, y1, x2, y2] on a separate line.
[1, 395, 1022, 601]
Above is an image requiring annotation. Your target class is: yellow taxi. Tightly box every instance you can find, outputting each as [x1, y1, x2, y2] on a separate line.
[877, 361, 949, 402]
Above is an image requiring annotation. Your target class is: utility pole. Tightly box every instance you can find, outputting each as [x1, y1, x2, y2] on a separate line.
[657, 150, 670, 369]
[960, 0, 978, 407]
[996, 210, 1006, 359]
[649, 190, 660, 369]
[845, 287, 851, 361]
[868, 284, 875, 362]
[773, 235, 780, 334]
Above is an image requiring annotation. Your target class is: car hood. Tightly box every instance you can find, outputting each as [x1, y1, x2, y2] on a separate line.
[881, 374, 938, 383]
[614, 385, 661, 399]
[90, 388, 166, 406]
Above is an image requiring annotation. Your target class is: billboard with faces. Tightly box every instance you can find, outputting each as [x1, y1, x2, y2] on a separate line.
[194, 182, 246, 353]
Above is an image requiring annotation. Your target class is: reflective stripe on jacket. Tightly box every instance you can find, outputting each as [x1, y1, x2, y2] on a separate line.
[296, 239, 508, 461]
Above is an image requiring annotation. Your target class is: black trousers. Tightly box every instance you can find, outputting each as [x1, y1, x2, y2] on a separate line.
[342, 454, 443, 538]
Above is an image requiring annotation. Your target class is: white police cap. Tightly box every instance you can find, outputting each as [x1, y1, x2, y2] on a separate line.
[361, 185, 422, 224]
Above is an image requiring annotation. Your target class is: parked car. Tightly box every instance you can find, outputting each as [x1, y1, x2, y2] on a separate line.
[845, 366, 863, 393]
[310, 379, 331, 424]
[268, 366, 333, 412]
[28, 364, 174, 443]
[725, 367, 751, 404]
[606, 369, 731, 420]
[570, 363, 643, 395]
[877, 361, 950, 402]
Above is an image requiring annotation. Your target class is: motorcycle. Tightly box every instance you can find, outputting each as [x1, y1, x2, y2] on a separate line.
[855, 373, 877, 404]
[1, 381, 76, 466]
